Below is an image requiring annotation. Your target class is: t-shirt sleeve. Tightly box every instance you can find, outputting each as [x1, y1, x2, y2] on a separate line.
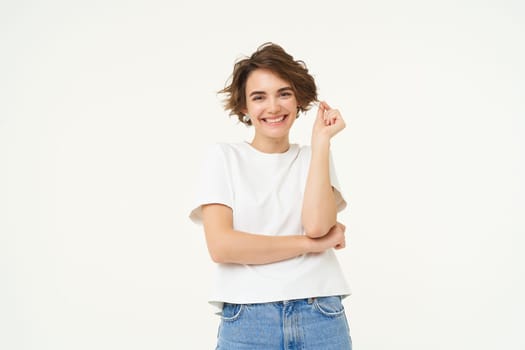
[189, 143, 234, 225]
[329, 150, 348, 213]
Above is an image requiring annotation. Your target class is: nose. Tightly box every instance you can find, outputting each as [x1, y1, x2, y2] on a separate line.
[267, 97, 281, 114]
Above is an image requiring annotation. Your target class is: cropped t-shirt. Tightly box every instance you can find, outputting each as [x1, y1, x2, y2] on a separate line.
[189, 142, 350, 311]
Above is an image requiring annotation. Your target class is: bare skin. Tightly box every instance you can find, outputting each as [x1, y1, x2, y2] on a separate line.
[302, 101, 346, 237]
[202, 204, 346, 265]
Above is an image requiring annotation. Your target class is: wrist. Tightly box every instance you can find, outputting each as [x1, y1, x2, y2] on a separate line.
[302, 235, 324, 254]
[301, 235, 315, 254]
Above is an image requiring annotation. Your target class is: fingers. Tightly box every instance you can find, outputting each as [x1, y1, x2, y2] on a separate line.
[334, 222, 346, 249]
[318, 101, 343, 126]
[316, 101, 326, 119]
[334, 239, 346, 250]
[312, 223, 347, 252]
[317, 101, 333, 126]
[321, 101, 332, 125]
[320, 101, 332, 110]
[326, 109, 342, 126]
[312, 101, 346, 141]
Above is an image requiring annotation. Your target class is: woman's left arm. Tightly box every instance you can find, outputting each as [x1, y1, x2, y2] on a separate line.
[302, 101, 346, 238]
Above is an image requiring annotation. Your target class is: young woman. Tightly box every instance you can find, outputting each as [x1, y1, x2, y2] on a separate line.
[190, 42, 351, 349]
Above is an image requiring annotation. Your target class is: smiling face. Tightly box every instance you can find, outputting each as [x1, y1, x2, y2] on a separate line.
[243, 69, 299, 149]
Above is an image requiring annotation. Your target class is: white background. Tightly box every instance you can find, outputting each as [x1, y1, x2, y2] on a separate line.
[1, 0, 524, 349]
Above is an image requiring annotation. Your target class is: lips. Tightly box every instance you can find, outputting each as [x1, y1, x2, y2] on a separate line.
[261, 115, 287, 124]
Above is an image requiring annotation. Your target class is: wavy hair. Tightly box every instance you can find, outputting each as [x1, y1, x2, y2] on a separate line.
[219, 43, 318, 125]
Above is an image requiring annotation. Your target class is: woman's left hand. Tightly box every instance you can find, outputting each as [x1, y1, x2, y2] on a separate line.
[311, 101, 346, 145]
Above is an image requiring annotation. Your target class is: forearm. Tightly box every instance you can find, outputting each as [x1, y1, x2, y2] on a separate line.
[301, 139, 337, 238]
[207, 229, 312, 265]
[202, 204, 344, 265]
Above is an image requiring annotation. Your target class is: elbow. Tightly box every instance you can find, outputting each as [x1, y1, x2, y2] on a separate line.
[207, 245, 228, 264]
[305, 227, 326, 238]
[204, 227, 232, 264]
[302, 214, 337, 238]
[209, 252, 226, 264]
[304, 224, 334, 238]
[207, 239, 233, 264]
[303, 218, 337, 238]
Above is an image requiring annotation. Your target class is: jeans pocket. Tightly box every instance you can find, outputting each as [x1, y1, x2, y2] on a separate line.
[313, 296, 346, 318]
[220, 303, 245, 322]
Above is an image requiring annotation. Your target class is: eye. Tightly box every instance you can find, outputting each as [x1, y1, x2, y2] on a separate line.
[252, 95, 263, 101]
[280, 91, 293, 98]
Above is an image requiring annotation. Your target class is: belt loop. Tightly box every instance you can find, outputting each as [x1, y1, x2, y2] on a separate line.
[307, 297, 315, 304]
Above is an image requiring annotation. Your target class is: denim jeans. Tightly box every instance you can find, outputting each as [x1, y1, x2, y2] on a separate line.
[216, 296, 352, 350]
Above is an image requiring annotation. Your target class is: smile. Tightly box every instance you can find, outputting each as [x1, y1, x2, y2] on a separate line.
[261, 115, 287, 125]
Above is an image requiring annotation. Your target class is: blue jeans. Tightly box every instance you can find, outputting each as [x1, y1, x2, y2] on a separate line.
[216, 296, 352, 350]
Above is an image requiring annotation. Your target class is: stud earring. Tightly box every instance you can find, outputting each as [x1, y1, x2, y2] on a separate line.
[242, 114, 251, 123]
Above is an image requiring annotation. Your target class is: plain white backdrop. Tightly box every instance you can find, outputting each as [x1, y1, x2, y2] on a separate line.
[1, 0, 524, 349]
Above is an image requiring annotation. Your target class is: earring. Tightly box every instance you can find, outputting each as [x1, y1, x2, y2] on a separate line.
[242, 114, 251, 123]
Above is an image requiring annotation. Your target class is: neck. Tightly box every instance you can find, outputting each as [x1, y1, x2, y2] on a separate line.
[250, 135, 290, 154]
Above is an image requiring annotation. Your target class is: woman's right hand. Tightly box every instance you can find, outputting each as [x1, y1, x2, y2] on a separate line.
[308, 222, 346, 253]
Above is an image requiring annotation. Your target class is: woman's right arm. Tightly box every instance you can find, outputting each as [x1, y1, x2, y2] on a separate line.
[202, 203, 346, 265]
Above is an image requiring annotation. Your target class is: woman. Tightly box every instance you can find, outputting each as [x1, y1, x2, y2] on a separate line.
[190, 42, 351, 349]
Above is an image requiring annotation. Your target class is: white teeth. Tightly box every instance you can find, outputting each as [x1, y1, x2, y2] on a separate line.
[265, 116, 285, 123]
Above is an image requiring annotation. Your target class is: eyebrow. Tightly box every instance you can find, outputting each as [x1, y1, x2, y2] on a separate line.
[248, 86, 293, 97]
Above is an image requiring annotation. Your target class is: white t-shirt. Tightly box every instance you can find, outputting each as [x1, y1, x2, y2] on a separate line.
[189, 142, 351, 310]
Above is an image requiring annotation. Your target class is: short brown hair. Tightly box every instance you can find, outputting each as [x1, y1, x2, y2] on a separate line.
[219, 42, 318, 125]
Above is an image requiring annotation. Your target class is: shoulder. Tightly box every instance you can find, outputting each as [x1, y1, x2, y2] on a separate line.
[198, 143, 228, 169]
[201, 142, 248, 164]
